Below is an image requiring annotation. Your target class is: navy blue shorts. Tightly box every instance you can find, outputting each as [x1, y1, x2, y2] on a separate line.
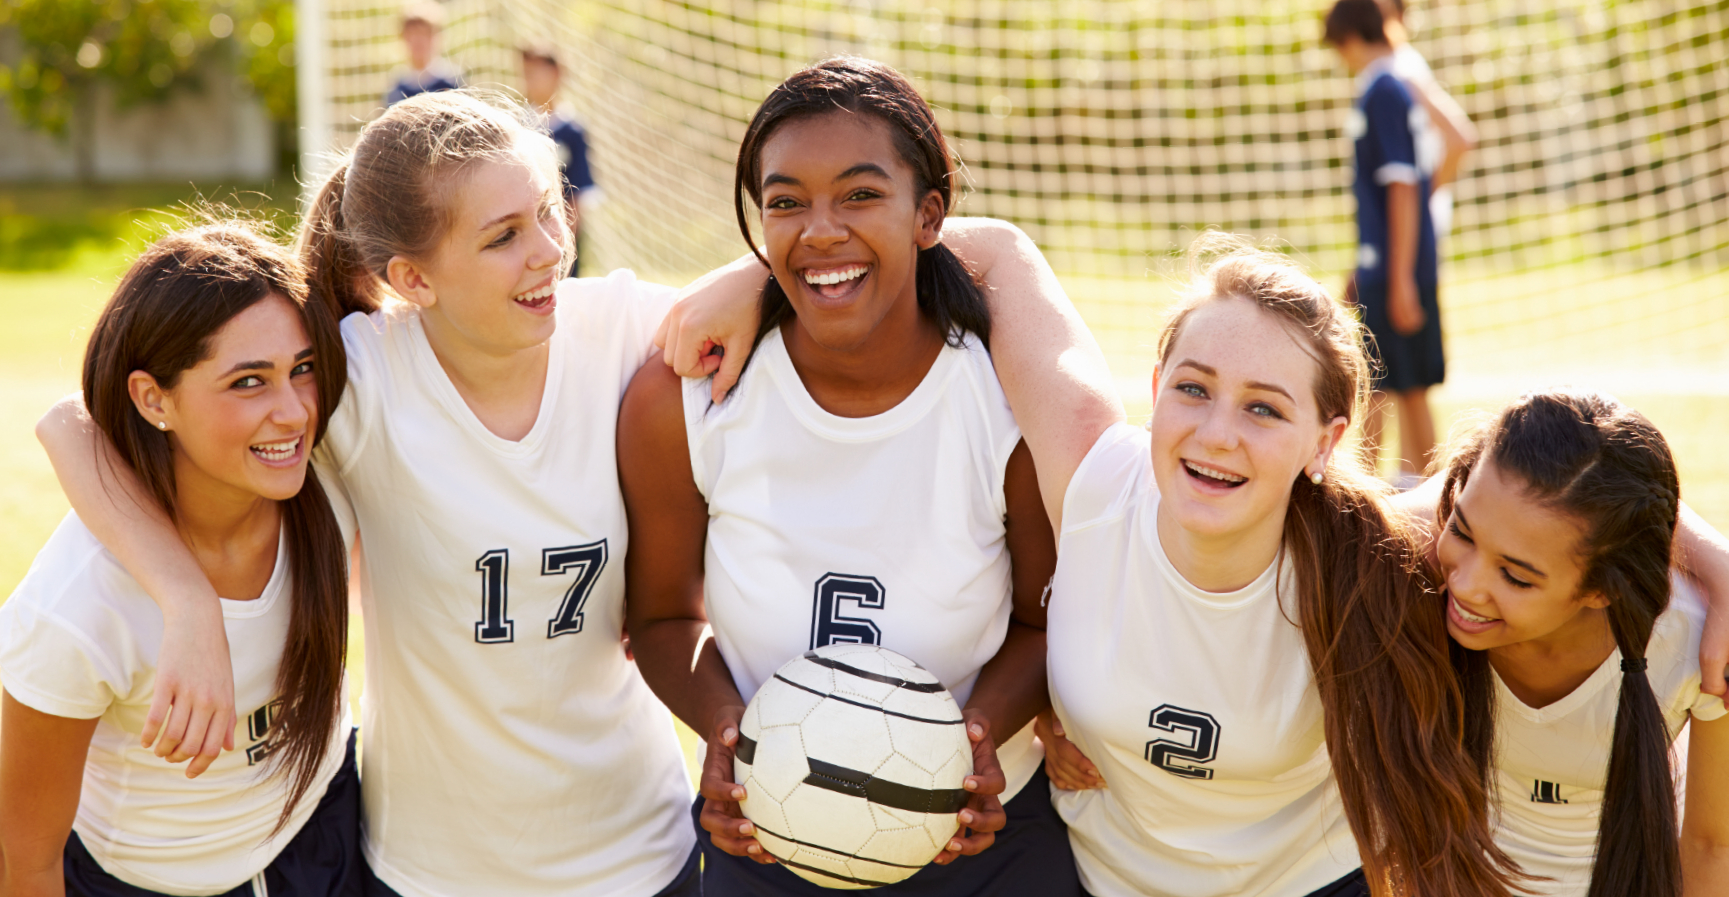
[1358, 279, 1445, 392]
[1079, 866, 1366, 897]
[65, 729, 363, 897]
[701, 766, 1081, 896]
[350, 840, 699, 897]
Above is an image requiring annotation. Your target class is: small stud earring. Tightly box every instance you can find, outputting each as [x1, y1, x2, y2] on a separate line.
[1310, 470, 1324, 485]
[157, 421, 168, 431]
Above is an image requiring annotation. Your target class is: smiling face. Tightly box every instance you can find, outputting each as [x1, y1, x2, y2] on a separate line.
[391, 152, 568, 357]
[756, 111, 944, 352]
[136, 294, 319, 508]
[1150, 297, 1348, 546]
[1437, 456, 1608, 651]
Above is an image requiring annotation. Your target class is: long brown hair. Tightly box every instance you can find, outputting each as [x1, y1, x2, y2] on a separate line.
[299, 88, 565, 320]
[1156, 235, 1522, 896]
[733, 56, 990, 350]
[1440, 391, 1682, 897]
[81, 221, 349, 833]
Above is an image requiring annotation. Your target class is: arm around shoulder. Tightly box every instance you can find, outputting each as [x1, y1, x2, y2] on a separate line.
[941, 218, 1124, 531]
[34, 395, 234, 774]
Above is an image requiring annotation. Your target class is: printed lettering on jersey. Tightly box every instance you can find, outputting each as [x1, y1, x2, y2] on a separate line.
[1144, 704, 1220, 781]
[244, 699, 284, 766]
[1530, 780, 1569, 804]
[810, 573, 885, 648]
[472, 541, 610, 644]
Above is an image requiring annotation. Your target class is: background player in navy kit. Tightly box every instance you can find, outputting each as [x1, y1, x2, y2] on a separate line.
[384, 3, 461, 108]
[0, 223, 360, 896]
[521, 43, 595, 277]
[1427, 392, 1729, 896]
[619, 57, 1083, 896]
[1327, 0, 1443, 484]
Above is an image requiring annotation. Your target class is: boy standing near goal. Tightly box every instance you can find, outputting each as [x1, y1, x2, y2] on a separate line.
[522, 43, 597, 276]
[384, 3, 462, 107]
[1327, 0, 1442, 484]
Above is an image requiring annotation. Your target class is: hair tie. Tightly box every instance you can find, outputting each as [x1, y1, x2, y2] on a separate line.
[1620, 657, 1648, 673]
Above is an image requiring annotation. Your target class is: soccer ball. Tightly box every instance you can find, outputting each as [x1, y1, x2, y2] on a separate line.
[735, 644, 974, 889]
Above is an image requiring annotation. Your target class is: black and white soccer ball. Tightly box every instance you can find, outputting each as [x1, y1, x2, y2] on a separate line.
[735, 644, 974, 889]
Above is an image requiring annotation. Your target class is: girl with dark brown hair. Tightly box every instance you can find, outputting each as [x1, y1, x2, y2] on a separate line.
[1433, 391, 1729, 896]
[0, 222, 360, 896]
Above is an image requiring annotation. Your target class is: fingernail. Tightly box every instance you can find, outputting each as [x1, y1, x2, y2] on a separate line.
[959, 810, 974, 824]
[969, 723, 984, 738]
[963, 777, 977, 791]
[740, 823, 755, 836]
[948, 840, 962, 852]
[747, 845, 761, 855]
[723, 727, 737, 743]
[731, 787, 745, 800]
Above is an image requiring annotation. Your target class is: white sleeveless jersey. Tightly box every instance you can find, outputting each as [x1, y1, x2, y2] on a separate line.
[0, 515, 351, 896]
[684, 327, 1043, 799]
[1490, 576, 1727, 896]
[322, 271, 695, 897]
[1046, 423, 1359, 897]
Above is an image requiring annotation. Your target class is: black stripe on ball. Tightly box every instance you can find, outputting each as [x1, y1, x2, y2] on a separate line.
[735, 732, 757, 765]
[801, 651, 946, 693]
[772, 675, 962, 725]
[750, 821, 925, 869]
[802, 757, 970, 814]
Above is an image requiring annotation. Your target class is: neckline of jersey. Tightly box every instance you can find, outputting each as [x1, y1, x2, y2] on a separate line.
[1142, 493, 1285, 611]
[216, 528, 288, 619]
[1492, 595, 1695, 723]
[758, 326, 966, 443]
[403, 302, 566, 457]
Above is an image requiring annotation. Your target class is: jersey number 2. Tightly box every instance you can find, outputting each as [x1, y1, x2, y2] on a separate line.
[475, 542, 609, 644]
[810, 573, 885, 648]
[1144, 704, 1220, 780]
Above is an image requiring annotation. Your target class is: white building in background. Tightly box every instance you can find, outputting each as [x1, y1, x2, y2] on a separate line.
[0, 51, 275, 183]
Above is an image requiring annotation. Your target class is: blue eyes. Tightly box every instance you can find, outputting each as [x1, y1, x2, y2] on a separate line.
[1172, 381, 1285, 420]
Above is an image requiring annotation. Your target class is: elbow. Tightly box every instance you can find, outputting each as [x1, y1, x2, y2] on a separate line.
[1682, 829, 1729, 873]
[34, 394, 85, 452]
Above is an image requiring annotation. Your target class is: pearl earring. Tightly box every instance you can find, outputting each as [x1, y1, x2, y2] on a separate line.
[1309, 470, 1323, 485]
[157, 421, 168, 431]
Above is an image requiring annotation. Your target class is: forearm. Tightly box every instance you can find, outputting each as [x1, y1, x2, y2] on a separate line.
[1682, 837, 1729, 897]
[962, 621, 1049, 740]
[1678, 505, 1729, 590]
[0, 845, 64, 897]
[1386, 182, 1420, 283]
[1412, 81, 1476, 190]
[36, 398, 218, 617]
[629, 618, 744, 733]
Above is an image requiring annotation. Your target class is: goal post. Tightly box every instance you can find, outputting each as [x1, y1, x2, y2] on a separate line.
[302, 0, 1728, 380]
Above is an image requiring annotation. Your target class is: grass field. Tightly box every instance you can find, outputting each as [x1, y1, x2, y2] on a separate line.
[0, 189, 1723, 784]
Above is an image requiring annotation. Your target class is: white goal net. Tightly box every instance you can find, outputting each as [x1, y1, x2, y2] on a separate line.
[301, 0, 1728, 384]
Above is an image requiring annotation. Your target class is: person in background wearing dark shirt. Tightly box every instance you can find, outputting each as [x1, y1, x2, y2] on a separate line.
[1327, 0, 1444, 488]
[522, 43, 596, 277]
[385, 3, 462, 108]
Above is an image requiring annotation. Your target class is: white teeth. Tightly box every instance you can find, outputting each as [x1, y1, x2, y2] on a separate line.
[802, 265, 867, 286]
[514, 282, 555, 302]
[1184, 460, 1246, 484]
[1452, 595, 1495, 624]
[251, 438, 300, 460]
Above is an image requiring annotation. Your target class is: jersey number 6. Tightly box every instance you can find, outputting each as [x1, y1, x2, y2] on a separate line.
[810, 573, 885, 649]
[1144, 704, 1221, 780]
[474, 541, 609, 644]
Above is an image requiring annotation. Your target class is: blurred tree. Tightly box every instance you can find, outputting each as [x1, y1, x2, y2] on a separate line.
[0, 0, 295, 181]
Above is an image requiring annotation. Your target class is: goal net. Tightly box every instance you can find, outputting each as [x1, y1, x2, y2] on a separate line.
[302, 0, 1728, 385]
